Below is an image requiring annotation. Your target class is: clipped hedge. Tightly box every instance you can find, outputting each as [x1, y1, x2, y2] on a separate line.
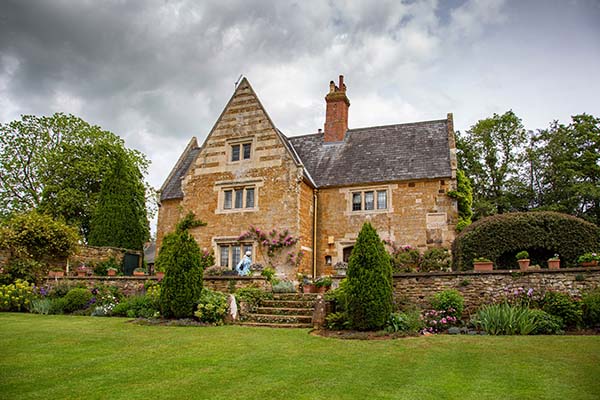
[452, 212, 600, 270]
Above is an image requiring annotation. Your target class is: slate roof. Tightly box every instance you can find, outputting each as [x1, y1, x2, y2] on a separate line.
[160, 144, 200, 201]
[160, 119, 452, 201]
[288, 119, 452, 188]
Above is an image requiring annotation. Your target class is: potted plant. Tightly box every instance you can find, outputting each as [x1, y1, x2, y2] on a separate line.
[516, 251, 530, 271]
[548, 254, 560, 270]
[578, 252, 599, 267]
[107, 267, 118, 276]
[133, 267, 146, 276]
[48, 267, 65, 278]
[76, 265, 88, 277]
[298, 274, 316, 293]
[314, 276, 333, 293]
[473, 257, 493, 271]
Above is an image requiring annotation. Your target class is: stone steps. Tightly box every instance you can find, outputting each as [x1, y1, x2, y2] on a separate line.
[238, 293, 318, 328]
[255, 306, 314, 316]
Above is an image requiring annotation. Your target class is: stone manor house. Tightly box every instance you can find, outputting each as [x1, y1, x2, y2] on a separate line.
[156, 76, 458, 279]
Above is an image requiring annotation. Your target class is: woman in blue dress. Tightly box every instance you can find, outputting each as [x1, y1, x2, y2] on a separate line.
[236, 251, 252, 276]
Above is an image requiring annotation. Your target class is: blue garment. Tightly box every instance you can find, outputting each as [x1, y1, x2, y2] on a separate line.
[236, 256, 252, 276]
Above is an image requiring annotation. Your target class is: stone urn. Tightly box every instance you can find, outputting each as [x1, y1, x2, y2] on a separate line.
[517, 259, 530, 271]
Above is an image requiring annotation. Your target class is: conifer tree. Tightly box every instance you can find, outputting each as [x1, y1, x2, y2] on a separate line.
[157, 213, 211, 318]
[88, 149, 148, 250]
[346, 222, 393, 330]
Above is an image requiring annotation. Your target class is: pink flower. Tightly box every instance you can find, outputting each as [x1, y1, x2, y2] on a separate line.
[441, 318, 447, 324]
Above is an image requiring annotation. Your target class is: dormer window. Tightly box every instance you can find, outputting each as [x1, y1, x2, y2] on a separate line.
[231, 142, 252, 162]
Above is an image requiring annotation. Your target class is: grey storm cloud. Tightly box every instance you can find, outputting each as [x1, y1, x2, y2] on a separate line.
[1, 0, 600, 200]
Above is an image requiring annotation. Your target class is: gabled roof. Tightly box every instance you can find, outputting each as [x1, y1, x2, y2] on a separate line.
[159, 137, 200, 201]
[287, 119, 453, 188]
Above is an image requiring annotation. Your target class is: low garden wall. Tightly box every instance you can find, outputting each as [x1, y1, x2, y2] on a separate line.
[385, 267, 600, 314]
[42, 275, 268, 296]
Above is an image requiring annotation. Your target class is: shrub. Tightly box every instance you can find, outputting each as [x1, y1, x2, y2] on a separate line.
[261, 267, 276, 283]
[314, 276, 333, 288]
[62, 288, 93, 313]
[0, 279, 35, 311]
[325, 312, 350, 330]
[474, 304, 537, 335]
[385, 310, 423, 334]
[272, 280, 295, 293]
[346, 222, 393, 331]
[389, 249, 421, 272]
[540, 291, 582, 328]
[452, 212, 600, 270]
[30, 298, 52, 315]
[194, 289, 228, 324]
[422, 309, 460, 333]
[578, 252, 600, 264]
[93, 258, 120, 276]
[0, 258, 46, 285]
[48, 297, 66, 314]
[581, 289, 600, 328]
[157, 213, 211, 318]
[430, 289, 464, 319]
[529, 309, 564, 335]
[325, 278, 349, 313]
[420, 248, 451, 272]
[516, 251, 529, 260]
[112, 295, 158, 318]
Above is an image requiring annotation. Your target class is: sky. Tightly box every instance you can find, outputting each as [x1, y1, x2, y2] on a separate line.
[1, 0, 599, 231]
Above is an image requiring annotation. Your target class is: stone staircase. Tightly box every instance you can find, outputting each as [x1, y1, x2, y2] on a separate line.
[239, 293, 318, 328]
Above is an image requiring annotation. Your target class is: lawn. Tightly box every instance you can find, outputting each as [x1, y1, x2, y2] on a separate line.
[0, 314, 599, 400]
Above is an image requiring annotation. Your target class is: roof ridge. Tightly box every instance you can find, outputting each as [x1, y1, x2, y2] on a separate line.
[348, 118, 447, 133]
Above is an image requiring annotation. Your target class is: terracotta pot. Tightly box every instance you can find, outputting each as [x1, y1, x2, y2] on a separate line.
[49, 270, 64, 278]
[77, 271, 87, 277]
[517, 259, 530, 271]
[107, 269, 117, 276]
[302, 284, 316, 293]
[155, 271, 165, 280]
[548, 259, 560, 270]
[474, 261, 494, 271]
[133, 271, 146, 276]
[581, 261, 598, 268]
[317, 286, 330, 294]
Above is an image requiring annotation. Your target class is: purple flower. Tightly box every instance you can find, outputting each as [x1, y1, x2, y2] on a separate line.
[527, 288, 534, 297]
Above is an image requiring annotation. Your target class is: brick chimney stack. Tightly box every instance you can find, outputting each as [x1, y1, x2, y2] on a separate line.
[324, 75, 350, 142]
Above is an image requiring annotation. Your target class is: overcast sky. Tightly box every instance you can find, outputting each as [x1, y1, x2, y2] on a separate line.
[1, 0, 599, 208]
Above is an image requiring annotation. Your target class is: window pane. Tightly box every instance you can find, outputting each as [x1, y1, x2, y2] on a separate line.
[246, 188, 255, 208]
[219, 246, 229, 267]
[352, 193, 362, 211]
[231, 144, 240, 161]
[232, 246, 241, 268]
[224, 190, 232, 209]
[243, 143, 251, 159]
[377, 190, 387, 209]
[234, 189, 243, 208]
[365, 191, 374, 210]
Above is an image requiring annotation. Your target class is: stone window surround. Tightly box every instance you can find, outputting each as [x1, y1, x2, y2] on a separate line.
[227, 137, 255, 164]
[339, 184, 397, 216]
[214, 178, 264, 214]
[213, 237, 256, 270]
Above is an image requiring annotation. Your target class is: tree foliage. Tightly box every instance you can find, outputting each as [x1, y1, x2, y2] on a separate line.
[157, 213, 211, 319]
[456, 110, 526, 219]
[346, 222, 393, 331]
[88, 148, 149, 250]
[0, 113, 150, 240]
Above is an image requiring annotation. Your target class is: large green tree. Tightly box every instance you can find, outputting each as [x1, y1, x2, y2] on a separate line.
[0, 113, 149, 240]
[457, 110, 527, 219]
[88, 148, 149, 250]
[532, 114, 600, 225]
[346, 222, 393, 331]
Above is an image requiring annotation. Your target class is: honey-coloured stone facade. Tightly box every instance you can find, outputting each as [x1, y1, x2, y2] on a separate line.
[156, 76, 458, 279]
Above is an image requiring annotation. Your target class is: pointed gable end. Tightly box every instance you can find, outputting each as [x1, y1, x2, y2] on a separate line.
[190, 77, 302, 177]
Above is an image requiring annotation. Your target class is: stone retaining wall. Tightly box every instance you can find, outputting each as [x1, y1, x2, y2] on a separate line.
[42, 275, 268, 296]
[388, 267, 600, 314]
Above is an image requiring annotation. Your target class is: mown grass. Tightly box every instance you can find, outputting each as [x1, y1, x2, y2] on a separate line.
[0, 313, 599, 399]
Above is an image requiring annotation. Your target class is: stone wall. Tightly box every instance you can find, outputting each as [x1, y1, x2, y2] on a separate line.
[42, 275, 268, 296]
[387, 267, 600, 314]
[318, 178, 458, 275]
[69, 245, 142, 270]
